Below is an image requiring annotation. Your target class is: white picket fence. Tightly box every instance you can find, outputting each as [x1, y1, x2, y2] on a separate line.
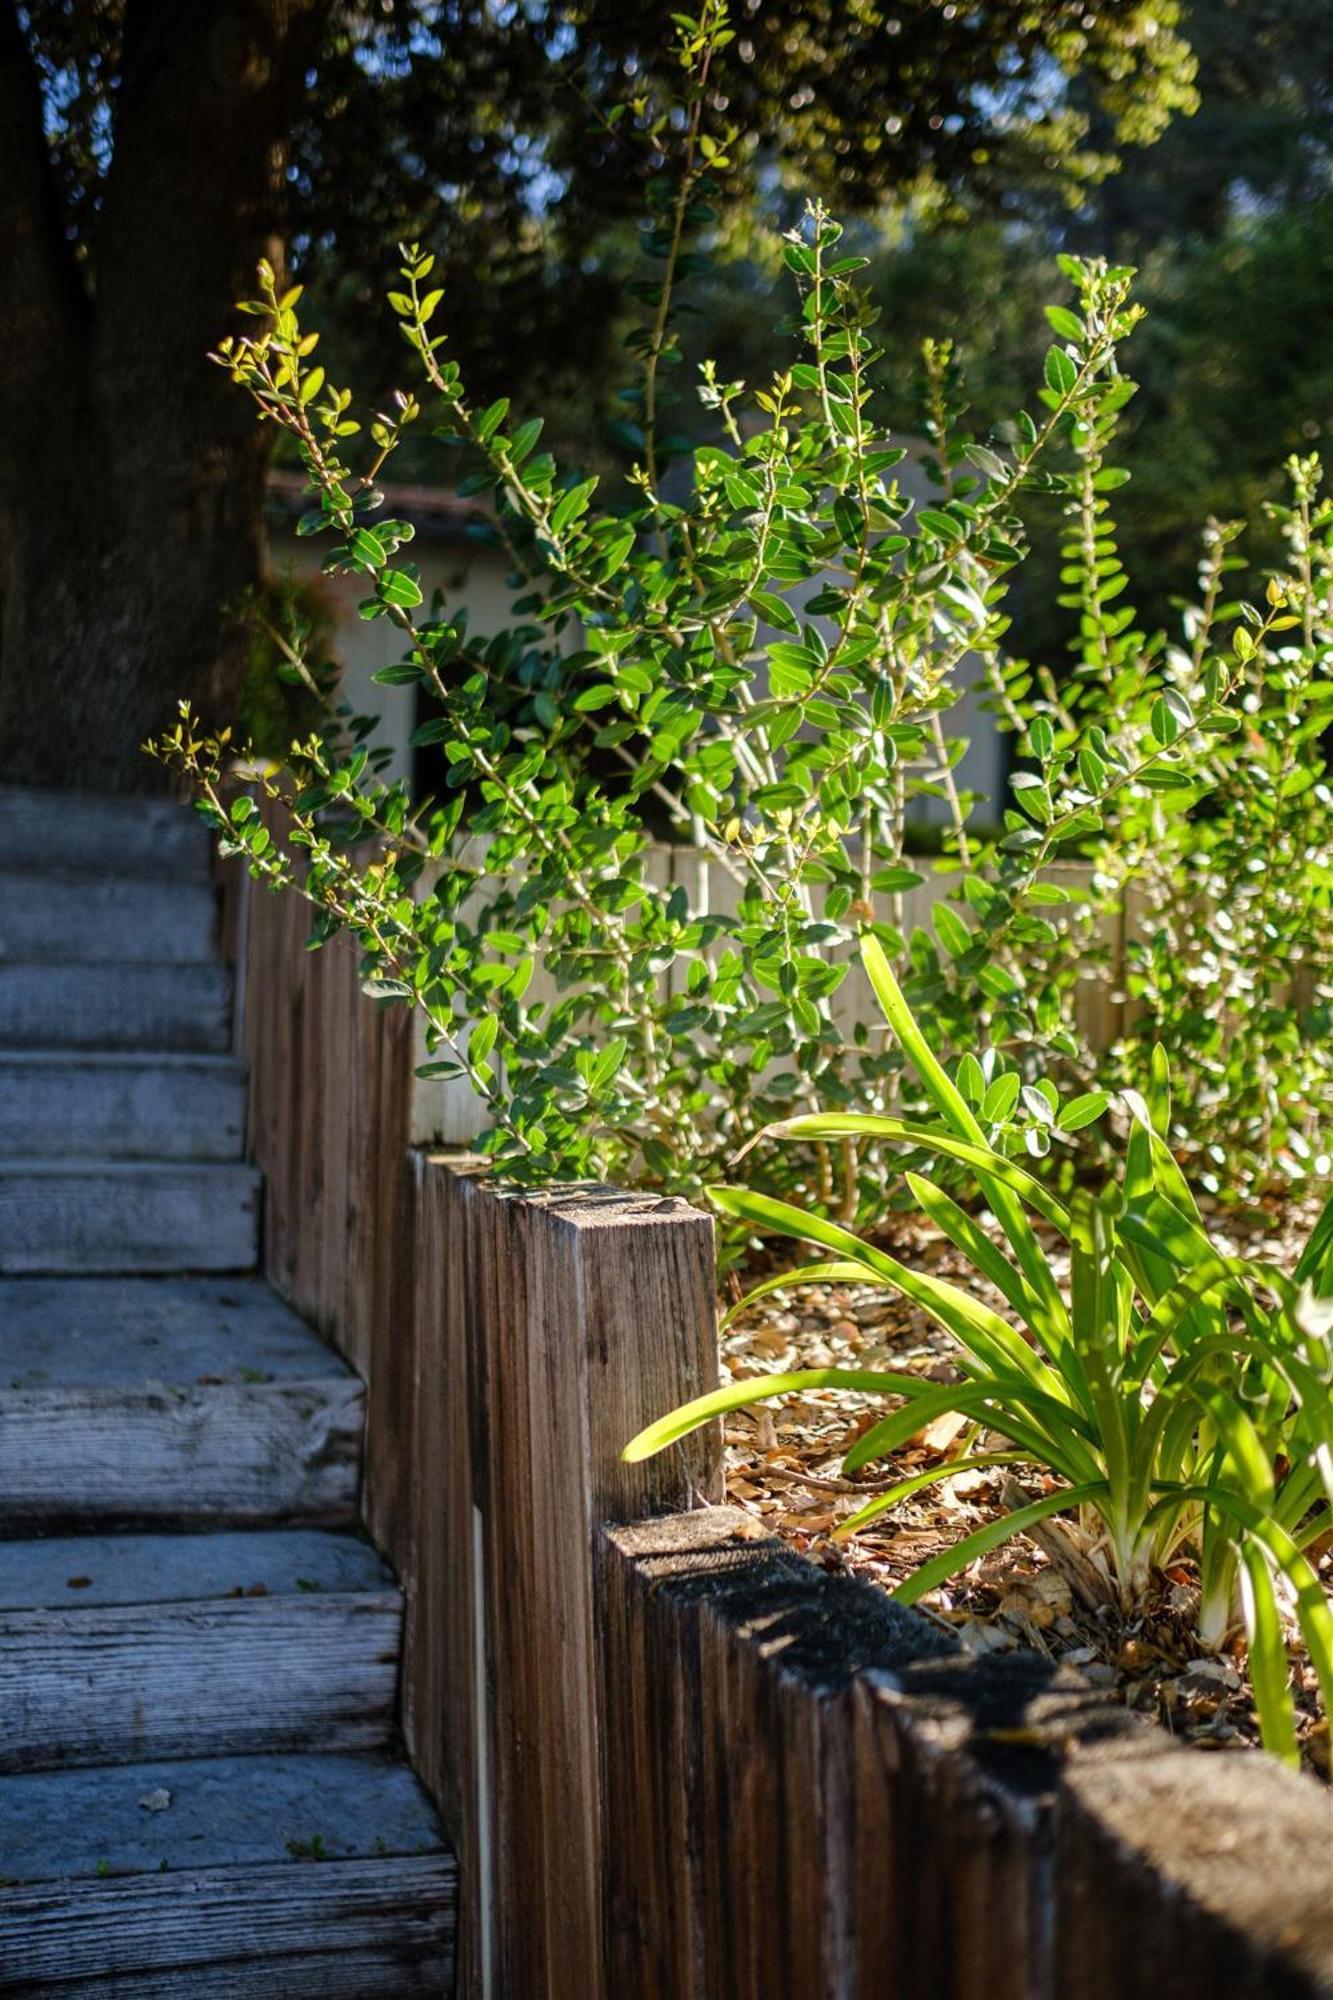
[409, 849, 1127, 1144]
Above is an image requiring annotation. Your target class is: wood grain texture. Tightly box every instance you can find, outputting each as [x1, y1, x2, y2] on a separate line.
[598, 1508, 948, 2000]
[0, 786, 211, 883]
[0, 1274, 355, 1387]
[0, 1749, 446, 1884]
[0, 1526, 390, 1610]
[1052, 1731, 1333, 2000]
[236, 820, 724, 1999]
[0, 1162, 260, 1274]
[0, 1590, 402, 1771]
[0, 960, 232, 1051]
[0, 871, 218, 962]
[401, 1165, 722, 2000]
[0, 1053, 245, 1161]
[600, 1509, 1333, 2000]
[238, 834, 414, 1385]
[0, 1853, 456, 1996]
[0, 1378, 364, 1532]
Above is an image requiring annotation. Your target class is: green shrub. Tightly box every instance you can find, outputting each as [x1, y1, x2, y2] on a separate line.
[152, 4, 1328, 1209]
[1104, 462, 1333, 1190]
[625, 934, 1333, 1766]
[983, 447, 1333, 1195]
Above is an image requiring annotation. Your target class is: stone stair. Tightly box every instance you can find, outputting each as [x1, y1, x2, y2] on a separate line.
[0, 788, 455, 1996]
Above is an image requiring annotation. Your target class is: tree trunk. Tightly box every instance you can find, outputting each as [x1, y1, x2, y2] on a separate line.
[0, 0, 332, 794]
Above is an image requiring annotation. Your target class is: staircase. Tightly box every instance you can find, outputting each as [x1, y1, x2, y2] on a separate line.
[0, 788, 456, 1996]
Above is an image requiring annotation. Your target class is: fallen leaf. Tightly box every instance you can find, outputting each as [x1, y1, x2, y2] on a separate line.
[65, 1576, 92, 1590]
[745, 1327, 791, 1359]
[917, 1410, 969, 1454]
[999, 1570, 1072, 1630]
[138, 1789, 171, 1813]
[956, 1617, 1017, 1656]
[727, 1515, 769, 1542]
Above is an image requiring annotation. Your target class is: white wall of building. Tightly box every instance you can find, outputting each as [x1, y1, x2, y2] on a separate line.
[269, 500, 1006, 821]
[268, 525, 515, 789]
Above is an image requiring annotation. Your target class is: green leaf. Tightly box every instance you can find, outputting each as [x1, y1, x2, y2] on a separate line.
[917, 508, 962, 542]
[1057, 1092, 1110, 1133]
[508, 417, 543, 466]
[1295, 1192, 1333, 1291]
[378, 568, 423, 608]
[860, 936, 983, 1142]
[750, 590, 800, 636]
[719, 1261, 875, 1330]
[708, 1183, 1070, 1401]
[933, 903, 972, 960]
[1044, 347, 1079, 396]
[893, 1484, 1110, 1606]
[766, 1113, 1071, 1232]
[837, 1452, 1033, 1539]
[347, 527, 387, 570]
[904, 1171, 1072, 1357]
[1044, 306, 1083, 342]
[370, 662, 426, 686]
[981, 1072, 1020, 1123]
[1238, 1543, 1300, 1766]
[572, 685, 621, 713]
[621, 1364, 930, 1464]
[964, 444, 1008, 481]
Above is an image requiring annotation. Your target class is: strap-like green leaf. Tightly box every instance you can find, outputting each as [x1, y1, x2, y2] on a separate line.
[1237, 1541, 1300, 1767]
[1148, 1484, 1333, 1735]
[904, 1170, 1074, 1361]
[1070, 1189, 1134, 1516]
[1294, 1190, 1333, 1291]
[857, 934, 1068, 1316]
[720, 1260, 879, 1333]
[621, 1364, 935, 1463]
[860, 933, 983, 1140]
[709, 1183, 1069, 1402]
[890, 1481, 1110, 1607]
[835, 1452, 1033, 1539]
[842, 1375, 1100, 1482]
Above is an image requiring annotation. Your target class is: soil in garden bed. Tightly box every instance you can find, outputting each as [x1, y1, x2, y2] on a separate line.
[717, 1197, 1331, 1778]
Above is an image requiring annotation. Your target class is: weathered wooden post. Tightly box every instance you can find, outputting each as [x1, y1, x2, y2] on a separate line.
[397, 1165, 721, 2000]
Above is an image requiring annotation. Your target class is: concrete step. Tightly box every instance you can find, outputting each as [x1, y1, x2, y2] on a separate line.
[0, 960, 232, 1051]
[0, 870, 219, 963]
[0, 786, 212, 884]
[0, 1529, 401, 1771]
[0, 1052, 245, 1160]
[0, 1751, 456, 1994]
[0, 1160, 261, 1275]
[0, 1277, 363, 1532]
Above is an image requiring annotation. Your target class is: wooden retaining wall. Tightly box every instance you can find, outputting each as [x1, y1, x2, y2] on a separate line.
[227, 858, 1333, 2000]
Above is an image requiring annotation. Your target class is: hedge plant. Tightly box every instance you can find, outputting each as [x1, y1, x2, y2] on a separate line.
[154, 2, 1330, 1213]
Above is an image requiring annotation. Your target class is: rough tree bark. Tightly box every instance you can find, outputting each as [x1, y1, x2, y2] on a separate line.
[0, 0, 332, 794]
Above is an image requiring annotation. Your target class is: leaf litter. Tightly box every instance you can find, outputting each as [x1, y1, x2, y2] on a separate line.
[719, 1199, 1330, 1778]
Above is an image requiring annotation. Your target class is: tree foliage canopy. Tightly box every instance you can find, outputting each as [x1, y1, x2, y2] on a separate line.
[21, 0, 1197, 404]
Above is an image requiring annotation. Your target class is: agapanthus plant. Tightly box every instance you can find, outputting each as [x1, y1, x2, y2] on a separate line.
[625, 934, 1333, 1765]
